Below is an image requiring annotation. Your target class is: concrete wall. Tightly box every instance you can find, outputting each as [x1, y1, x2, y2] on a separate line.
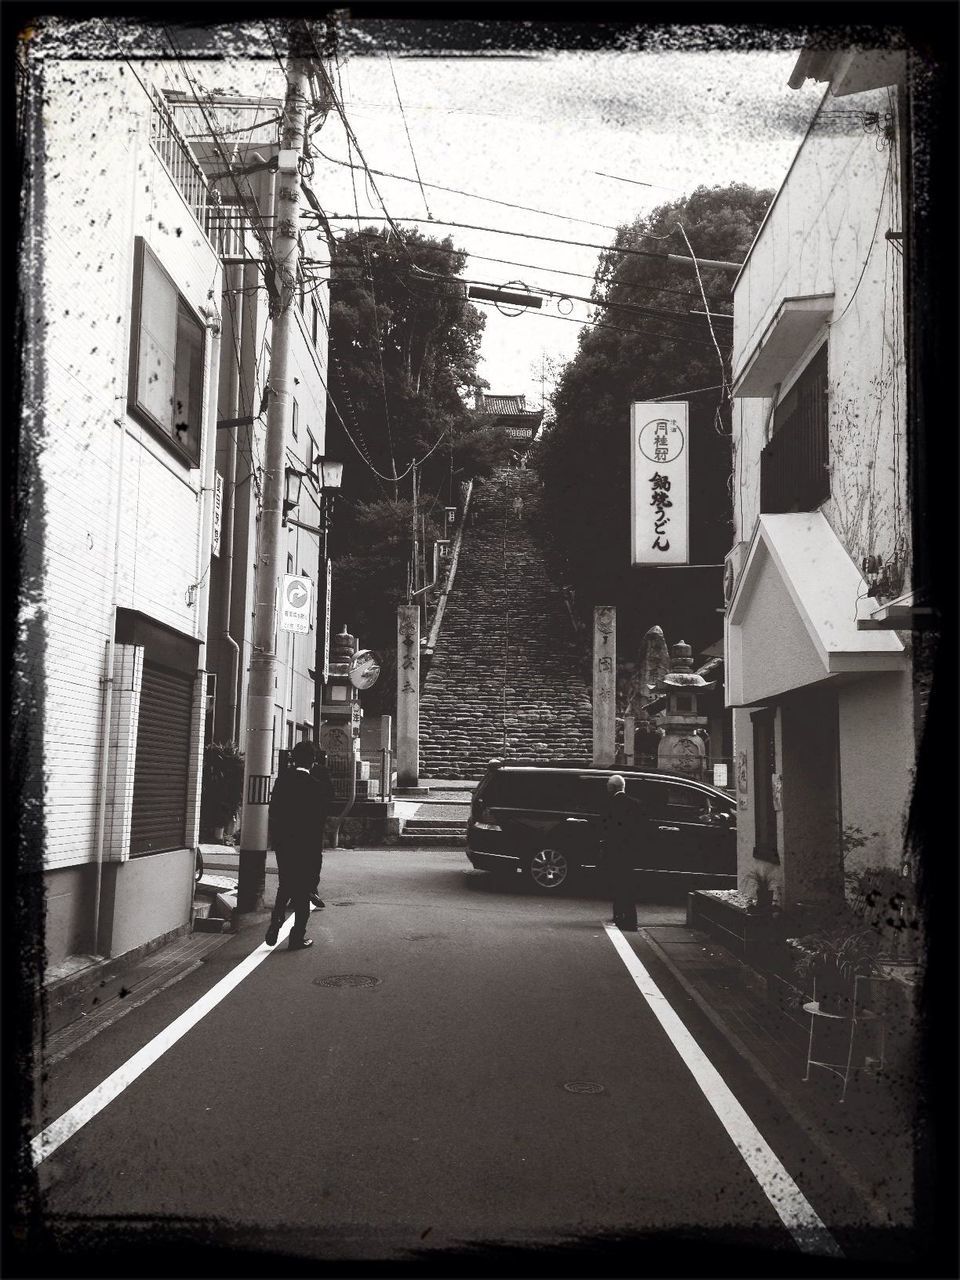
[732, 85, 909, 585]
[837, 668, 914, 875]
[96, 848, 195, 960]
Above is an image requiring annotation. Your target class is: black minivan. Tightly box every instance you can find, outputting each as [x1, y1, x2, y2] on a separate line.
[466, 760, 737, 891]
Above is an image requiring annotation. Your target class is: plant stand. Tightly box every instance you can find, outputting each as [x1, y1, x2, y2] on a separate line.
[802, 988, 886, 1103]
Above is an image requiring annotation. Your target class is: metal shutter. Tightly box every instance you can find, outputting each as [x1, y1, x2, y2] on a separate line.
[130, 662, 193, 855]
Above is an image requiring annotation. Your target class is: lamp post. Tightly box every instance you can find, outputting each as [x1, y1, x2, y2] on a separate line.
[284, 456, 343, 745]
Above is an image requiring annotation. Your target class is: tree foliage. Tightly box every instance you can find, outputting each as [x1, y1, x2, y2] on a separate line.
[531, 183, 773, 656]
[324, 226, 513, 703]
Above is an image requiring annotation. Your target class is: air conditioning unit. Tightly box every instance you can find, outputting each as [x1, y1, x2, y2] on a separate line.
[723, 541, 749, 607]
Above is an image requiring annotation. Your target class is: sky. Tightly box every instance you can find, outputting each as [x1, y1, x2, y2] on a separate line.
[61, 20, 825, 413]
[313, 47, 826, 410]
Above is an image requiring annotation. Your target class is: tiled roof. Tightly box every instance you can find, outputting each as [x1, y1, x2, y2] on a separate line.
[480, 394, 527, 415]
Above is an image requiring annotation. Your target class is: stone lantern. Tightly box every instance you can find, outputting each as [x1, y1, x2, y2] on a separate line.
[656, 640, 715, 781]
[320, 625, 364, 798]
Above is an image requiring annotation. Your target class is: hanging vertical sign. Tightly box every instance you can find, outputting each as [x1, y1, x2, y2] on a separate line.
[630, 402, 689, 565]
[211, 472, 223, 558]
[322, 558, 332, 683]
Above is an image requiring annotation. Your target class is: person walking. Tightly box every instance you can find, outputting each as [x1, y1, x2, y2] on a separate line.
[308, 748, 336, 908]
[602, 774, 640, 932]
[265, 740, 329, 950]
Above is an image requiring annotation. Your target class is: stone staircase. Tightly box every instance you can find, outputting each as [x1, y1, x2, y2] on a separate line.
[420, 470, 593, 778]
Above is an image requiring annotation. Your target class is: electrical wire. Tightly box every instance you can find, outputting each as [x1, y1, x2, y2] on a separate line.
[386, 56, 432, 220]
[313, 145, 623, 233]
[467, 295, 720, 350]
[411, 264, 718, 333]
[335, 236, 726, 306]
[317, 213, 743, 271]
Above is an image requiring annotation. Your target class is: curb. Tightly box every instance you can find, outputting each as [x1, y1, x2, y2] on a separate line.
[638, 926, 898, 1230]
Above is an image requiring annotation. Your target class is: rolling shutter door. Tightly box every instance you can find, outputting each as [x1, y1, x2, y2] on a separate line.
[130, 661, 193, 854]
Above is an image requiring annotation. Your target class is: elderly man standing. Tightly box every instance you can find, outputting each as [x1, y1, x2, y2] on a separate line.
[602, 774, 640, 932]
[265, 740, 329, 951]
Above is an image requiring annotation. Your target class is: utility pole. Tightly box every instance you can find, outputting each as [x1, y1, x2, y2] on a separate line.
[236, 45, 312, 914]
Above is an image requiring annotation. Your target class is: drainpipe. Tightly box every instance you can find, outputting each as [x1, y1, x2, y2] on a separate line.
[218, 261, 243, 741]
[91, 414, 127, 957]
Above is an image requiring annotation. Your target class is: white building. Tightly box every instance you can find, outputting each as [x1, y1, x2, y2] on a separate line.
[724, 50, 920, 907]
[23, 52, 334, 974]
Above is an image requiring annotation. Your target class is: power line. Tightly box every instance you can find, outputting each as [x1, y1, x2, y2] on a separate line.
[411, 265, 717, 333]
[468, 295, 722, 351]
[386, 56, 432, 221]
[313, 146, 624, 233]
[335, 235, 726, 306]
[318, 213, 743, 271]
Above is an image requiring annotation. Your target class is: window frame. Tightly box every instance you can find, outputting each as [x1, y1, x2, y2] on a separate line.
[127, 237, 206, 468]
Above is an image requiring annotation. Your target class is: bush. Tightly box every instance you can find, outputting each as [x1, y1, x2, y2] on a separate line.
[200, 741, 245, 838]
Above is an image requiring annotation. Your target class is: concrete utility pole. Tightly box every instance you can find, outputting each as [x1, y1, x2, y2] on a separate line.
[237, 51, 312, 914]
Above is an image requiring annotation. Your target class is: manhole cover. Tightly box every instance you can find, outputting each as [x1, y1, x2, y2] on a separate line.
[563, 1081, 605, 1095]
[313, 974, 381, 989]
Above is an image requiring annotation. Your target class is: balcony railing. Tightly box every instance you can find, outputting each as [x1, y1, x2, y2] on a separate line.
[760, 353, 829, 513]
[149, 86, 211, 238]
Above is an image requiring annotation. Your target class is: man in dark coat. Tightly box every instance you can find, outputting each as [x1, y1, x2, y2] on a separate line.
[265, 740, 329, 950]
[308, 748, 336, 908]
[602, 774, 641, 932]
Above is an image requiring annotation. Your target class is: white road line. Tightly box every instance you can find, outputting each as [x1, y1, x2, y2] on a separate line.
[604, 923, 843, 1259]
[31, 912, 301, 1167]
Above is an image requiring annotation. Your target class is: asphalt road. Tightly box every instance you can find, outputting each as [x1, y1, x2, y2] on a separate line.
[30, 849, 868, 1273]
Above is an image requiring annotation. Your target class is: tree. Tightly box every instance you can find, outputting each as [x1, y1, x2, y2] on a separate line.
[326, 225, 494, 507]
[531, 183, 773, 658]
[324, 226, 514, 708]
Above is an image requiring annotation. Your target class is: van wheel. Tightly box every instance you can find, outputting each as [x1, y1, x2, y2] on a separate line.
[526, 845, 572, 891]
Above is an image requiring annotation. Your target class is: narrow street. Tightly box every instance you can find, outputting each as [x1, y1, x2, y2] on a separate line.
[31, 848, 899, 1273]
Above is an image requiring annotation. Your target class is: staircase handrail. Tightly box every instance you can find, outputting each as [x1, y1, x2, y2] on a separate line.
[424, 479, 474, 656]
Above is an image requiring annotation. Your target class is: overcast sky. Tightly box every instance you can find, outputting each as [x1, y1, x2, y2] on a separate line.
[314, 48, 825, 408]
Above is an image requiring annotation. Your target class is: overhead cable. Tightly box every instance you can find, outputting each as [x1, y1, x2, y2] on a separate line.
[313, 146, 623, 233]
[317, 213, 743, 271]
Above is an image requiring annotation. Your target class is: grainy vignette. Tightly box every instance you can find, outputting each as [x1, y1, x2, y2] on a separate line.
[7, 4, 957, 1276]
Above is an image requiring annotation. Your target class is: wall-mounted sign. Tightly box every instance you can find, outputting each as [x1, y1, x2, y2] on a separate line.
[279, 573, 313, 634]
[211, 472, 223, 558]
[322, 558, 332, 682]
[630, 402, 689, 565]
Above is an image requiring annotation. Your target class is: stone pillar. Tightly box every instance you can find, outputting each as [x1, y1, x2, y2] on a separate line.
[396, 605, 420, 788]
[592, 605, 616, 768]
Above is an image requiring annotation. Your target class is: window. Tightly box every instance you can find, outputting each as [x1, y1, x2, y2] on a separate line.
[291, 398, 299, 441]
[751, 708, 778, 861]
[311, 299, 320, 347]
[128, 237, 205, 466]
[760, 343, 829, 514]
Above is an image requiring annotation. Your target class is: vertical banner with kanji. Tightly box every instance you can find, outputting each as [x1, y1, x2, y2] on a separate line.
[630, 402, 690, 565]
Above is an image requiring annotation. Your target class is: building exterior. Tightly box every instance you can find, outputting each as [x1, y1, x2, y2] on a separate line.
[171, 93, 335, 767]
[24, 56, 333, 975]
[28, 60, 224, 971]
[724, 50, 919, 908]
[473, 391, 543, 458]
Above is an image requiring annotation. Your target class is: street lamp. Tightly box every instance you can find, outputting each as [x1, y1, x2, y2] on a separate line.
[286, 456, 344, 743]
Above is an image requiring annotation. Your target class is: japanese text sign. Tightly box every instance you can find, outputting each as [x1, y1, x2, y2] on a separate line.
[279, 573, 313, 635]
[630, 402, 689, 566]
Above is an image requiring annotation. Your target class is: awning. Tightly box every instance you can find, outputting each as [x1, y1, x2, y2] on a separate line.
[732, 295, 834, 398]
[725, 512, 905, 706]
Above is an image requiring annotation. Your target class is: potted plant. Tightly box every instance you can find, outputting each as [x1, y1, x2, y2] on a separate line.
[790, 921, 885, 1014]
[200, 741, 245, 842]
